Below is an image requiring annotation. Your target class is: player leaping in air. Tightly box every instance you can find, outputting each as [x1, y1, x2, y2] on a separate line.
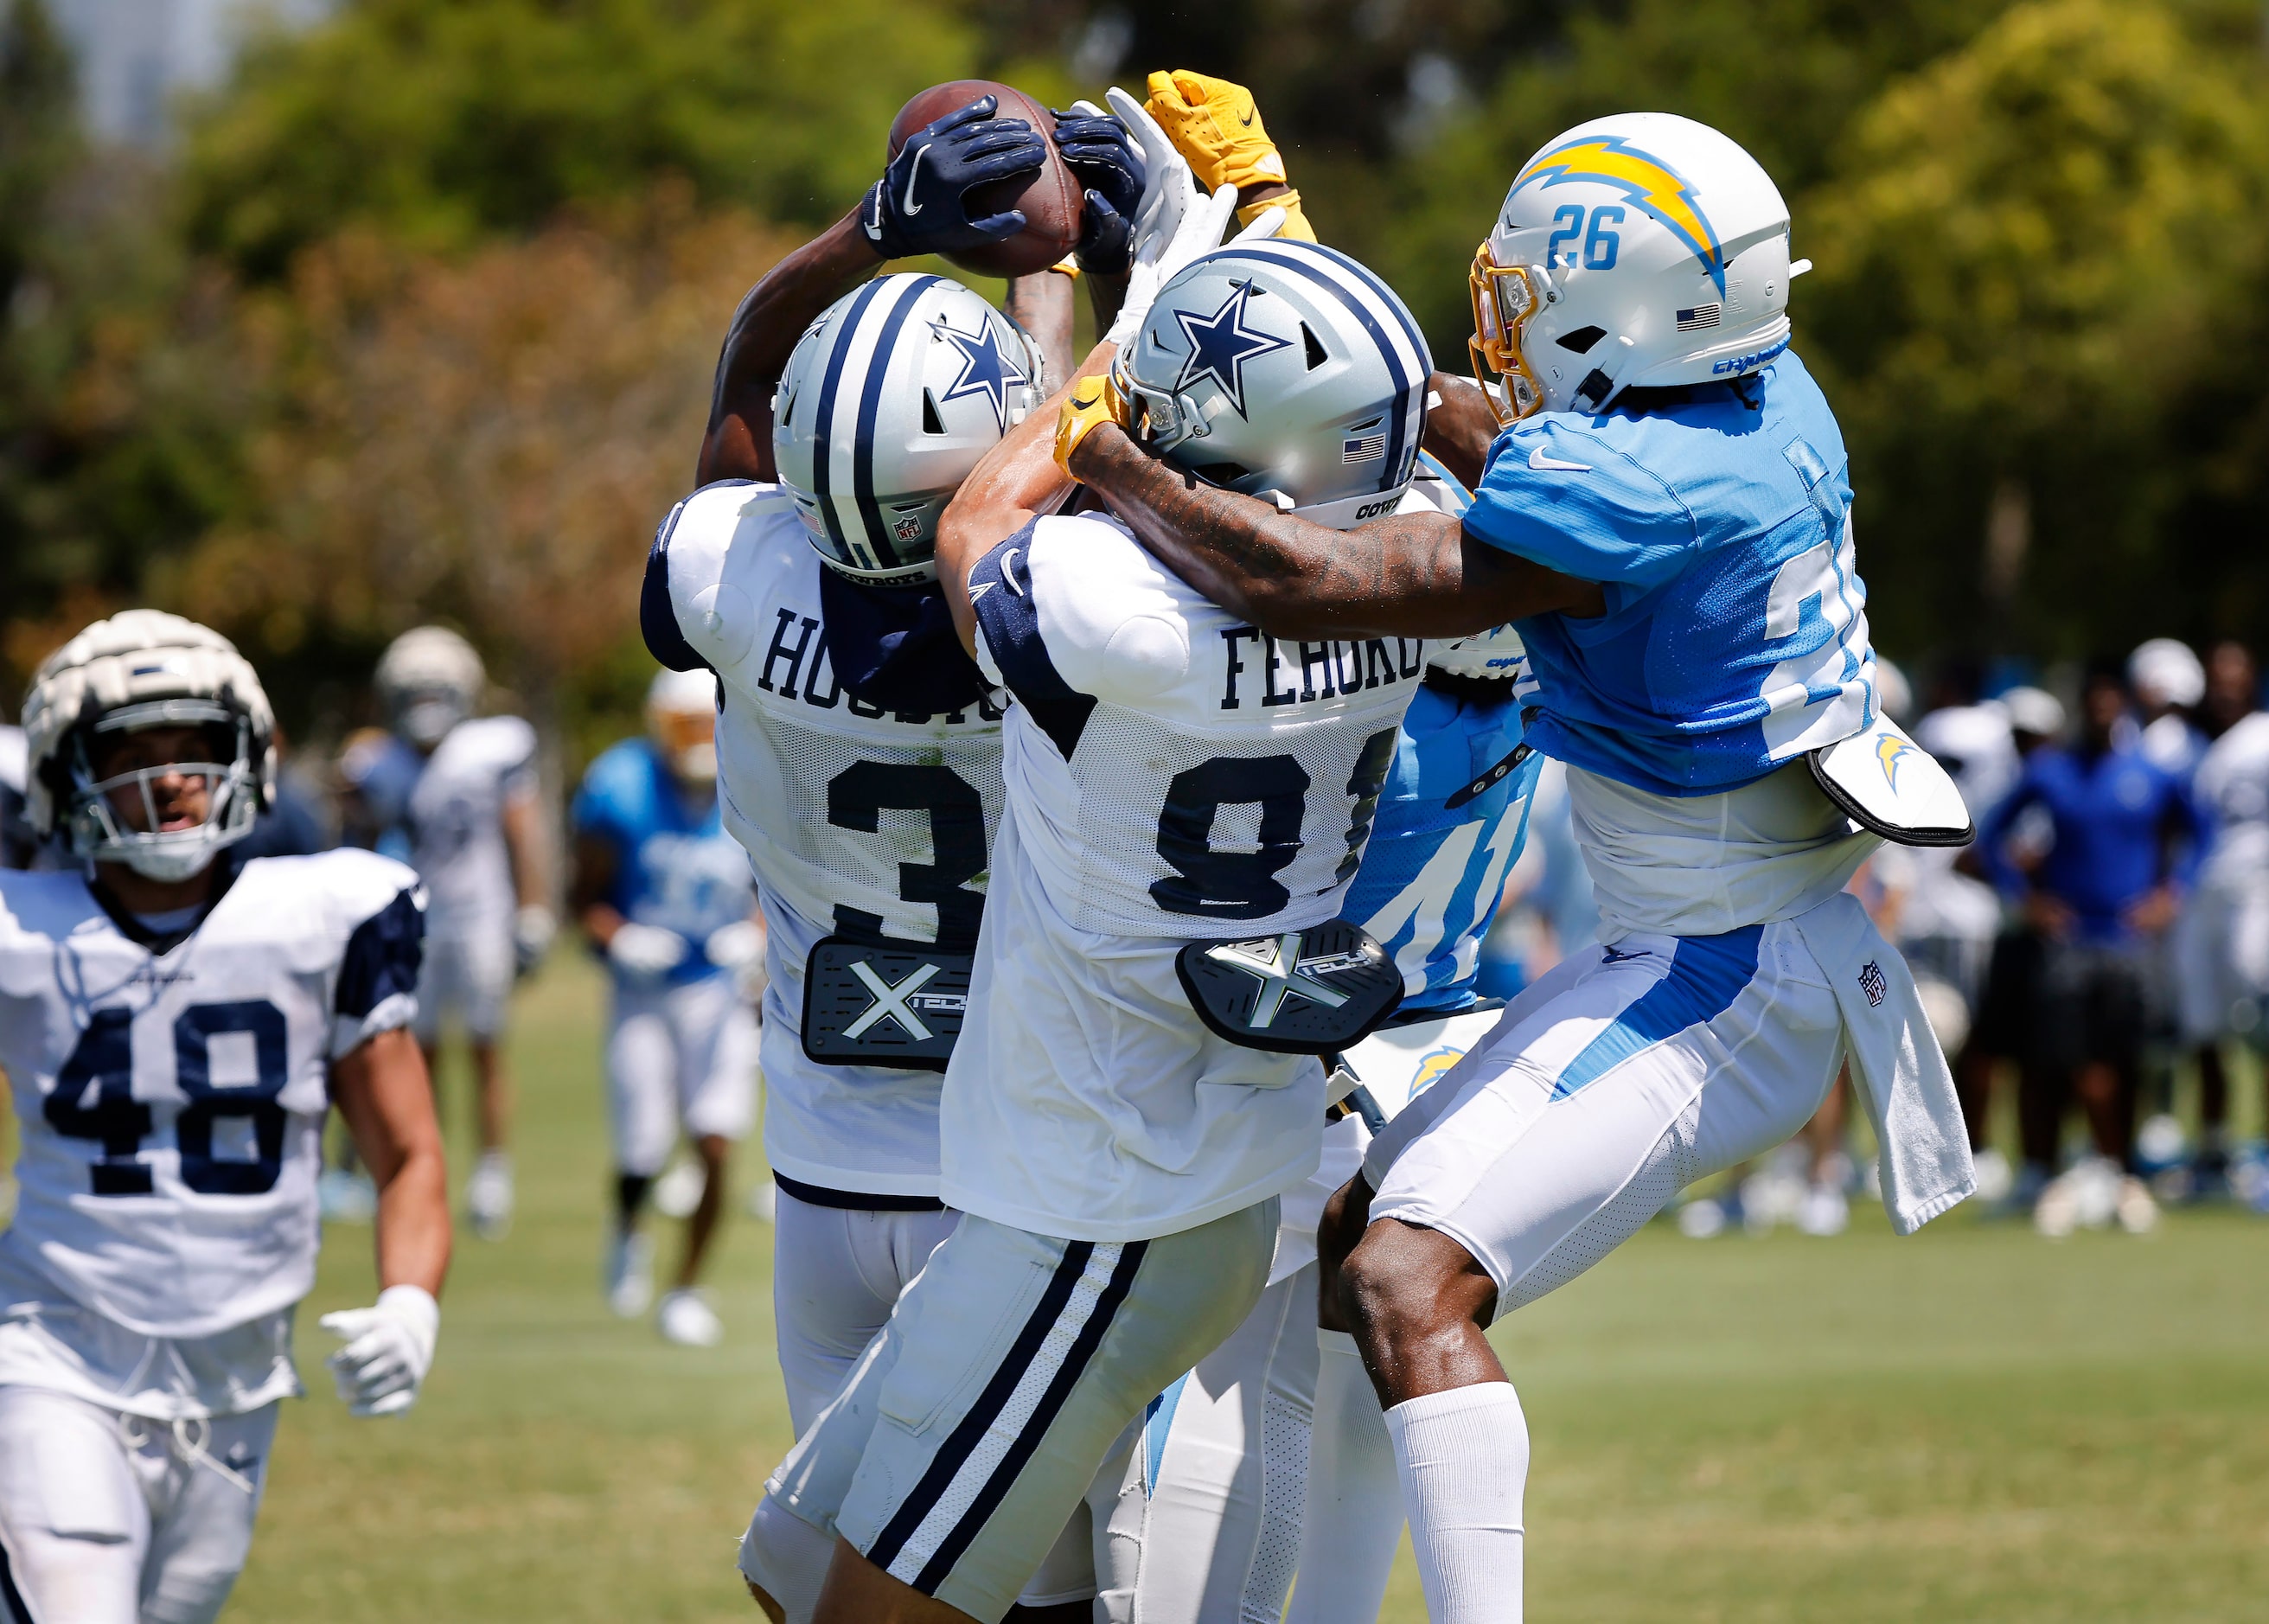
[1051, 112, 1980, 1622]
[0, 611, 450, 1624]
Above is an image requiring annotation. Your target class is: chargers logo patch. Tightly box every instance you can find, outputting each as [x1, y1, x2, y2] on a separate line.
[1406, 1043, 1469, 1103]
[1876, 732, 1914, 790]
[1512, 135, 1727, 293]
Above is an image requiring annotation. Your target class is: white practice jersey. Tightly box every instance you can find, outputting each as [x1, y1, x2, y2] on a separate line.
[653, 481, 1006, 1195]
[0, 851, 423, 1340]
[948, 511, 1422, 1241]
[2194, 712, 2269, 884]
[407, 716, 535, 937]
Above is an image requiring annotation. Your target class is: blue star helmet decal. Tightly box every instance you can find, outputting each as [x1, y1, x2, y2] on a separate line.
[1171, 280, 1292, 419]
[935, 317, 1028, 432]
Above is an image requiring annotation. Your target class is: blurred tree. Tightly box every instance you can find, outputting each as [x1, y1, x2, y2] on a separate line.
[178, 0, 976, 280]
[1805, 0, 2269, 655]
[163, 195, 789, 760]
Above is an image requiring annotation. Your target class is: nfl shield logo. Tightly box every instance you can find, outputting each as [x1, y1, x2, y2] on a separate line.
[893, 515, 924, 542]
[1858, 962, 1888, 1007]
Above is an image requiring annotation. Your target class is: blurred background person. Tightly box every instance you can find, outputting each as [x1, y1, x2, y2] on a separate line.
[2128, 637, 2207, 777]
[229, 720, 337, 862]
[571, 668, 763, 1347]
[341, 627, 553, 1239]
[1978, 662, 2205, 1236]
[2171, 640, 2269, 1198]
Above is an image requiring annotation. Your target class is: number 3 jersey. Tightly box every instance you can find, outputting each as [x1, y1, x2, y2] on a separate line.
[648, 482, 1005, 1197]
[949, 511, 1422, 1242]
[0, 850, 421, 1412]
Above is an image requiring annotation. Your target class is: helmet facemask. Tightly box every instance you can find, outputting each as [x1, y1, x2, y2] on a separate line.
[67, 699, 264, 882]
[1467, 244, 1550, 425]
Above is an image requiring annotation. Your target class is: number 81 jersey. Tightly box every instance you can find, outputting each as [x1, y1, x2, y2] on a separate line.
[0, 851, 422, 1338]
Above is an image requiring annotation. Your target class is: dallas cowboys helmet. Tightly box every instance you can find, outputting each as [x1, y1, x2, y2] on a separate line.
[774, 273, 1046, 583]
[22, 610, 276, 881]
[375, 625, 485, 748]
[1470, 112, 1804, 423]
[1113, 240, 1433, 529]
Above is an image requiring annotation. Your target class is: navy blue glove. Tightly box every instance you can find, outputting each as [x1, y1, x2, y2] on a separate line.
[862, 96, 1047, 261]
[1051, 109, 1146, 275]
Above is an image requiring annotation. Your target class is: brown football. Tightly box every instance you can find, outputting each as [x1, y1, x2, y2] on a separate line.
[885, 80, 1084, 279]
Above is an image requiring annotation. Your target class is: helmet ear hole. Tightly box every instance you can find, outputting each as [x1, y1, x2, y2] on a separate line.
[921, 391, 946, 435]
[1556, 325, 1607, 355]
[1301, 323, 1328, 371]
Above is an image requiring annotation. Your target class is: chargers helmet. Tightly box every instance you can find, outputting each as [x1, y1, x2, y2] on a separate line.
[645, 667, 719, 785]
[1112, 239, 1433, 529]
[376, 626, 484, 748]
[22, 610, 276, 881]
[1469, 112, 1805, 423]
[774, 273, 1046, 584]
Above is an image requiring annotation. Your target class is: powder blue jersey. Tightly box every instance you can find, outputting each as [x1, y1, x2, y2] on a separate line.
[572, 739, 754, 986]
[1343, 679, 1540, 1013]
[1463, 350, 1876, 796]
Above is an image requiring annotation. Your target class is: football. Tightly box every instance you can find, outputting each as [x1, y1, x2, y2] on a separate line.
[885, 79, 1085, 279]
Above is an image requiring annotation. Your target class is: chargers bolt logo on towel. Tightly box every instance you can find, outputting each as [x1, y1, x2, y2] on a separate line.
[1876, 732, 1914, 790]
[1177, 917, 1404, 1056]
[802, 937, 975, 1072]
[1511, 134, 1727, 292]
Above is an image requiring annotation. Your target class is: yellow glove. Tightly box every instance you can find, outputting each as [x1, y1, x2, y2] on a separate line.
[1055, 371, 1130, 479]
[1144, 70, 1288, 194]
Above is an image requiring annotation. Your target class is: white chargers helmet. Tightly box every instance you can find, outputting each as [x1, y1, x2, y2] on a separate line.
[645, 666, 718, 785]
[774, 272, 1046, 584]
[376, 625, 485, 748]
[1113, 239, 1433, 529]
[21, 610, 276, 881]
[1469, 112, 1805, 423]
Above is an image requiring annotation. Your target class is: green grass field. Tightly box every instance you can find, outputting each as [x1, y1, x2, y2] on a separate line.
[204, 960, 2268, 1622]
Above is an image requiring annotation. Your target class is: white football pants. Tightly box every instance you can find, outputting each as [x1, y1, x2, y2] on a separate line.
[0, 1387, 277, 1624]
[605, 973, 757, 1176]
[1093, 1263, 1320, 1624]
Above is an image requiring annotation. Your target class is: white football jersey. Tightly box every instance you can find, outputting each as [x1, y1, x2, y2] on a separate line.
[944, 512, 1423, 1242]
[0, 850, 423, 1339]
[653, 481, 1006, 1195]
[406, 715, 536, 937]
[2194, 711, 2269, 882]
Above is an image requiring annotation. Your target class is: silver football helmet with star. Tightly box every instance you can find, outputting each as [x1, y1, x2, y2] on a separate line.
[1112, 239, 1434, 530]
[773, 273, 1047, 584]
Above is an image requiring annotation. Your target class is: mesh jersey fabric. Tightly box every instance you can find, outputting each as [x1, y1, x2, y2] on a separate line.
[1464, 351, 1878, 796]
[654, 481, 1007, 1194]
[0, 850, 423, 1338]
[572, 737, 753, 986]
[968, 511, 1423, 939]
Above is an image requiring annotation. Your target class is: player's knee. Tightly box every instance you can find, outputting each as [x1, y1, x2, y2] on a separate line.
[1339, 1218, 1491, 1359]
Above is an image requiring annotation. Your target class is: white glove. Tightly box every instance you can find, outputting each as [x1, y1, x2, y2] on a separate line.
[608, 921, 689, 977]
[704, 918, 764, 971]
[1103, 87, 1241, 347]
[320, 1284, 438, 1418]
[513, 904, 555, 975]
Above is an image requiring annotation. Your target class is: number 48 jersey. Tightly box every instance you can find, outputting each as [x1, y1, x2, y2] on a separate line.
[0, 851, 423, 1339]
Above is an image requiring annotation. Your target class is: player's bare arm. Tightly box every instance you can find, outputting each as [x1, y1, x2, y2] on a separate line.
[331, 1025, 451, 1299]
[1419, 370, 1499, 490]
[1064, 420, 1605, 639]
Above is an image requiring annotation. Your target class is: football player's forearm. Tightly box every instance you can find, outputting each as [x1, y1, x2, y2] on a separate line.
[1002, 271, 1076, 395]
[697, 210, 882, 486]
[1070, 424, 1568, 639]
[336, 1028, 451, 1297]
[502, 794, 547, 908]
[937, 339, 1121, 655]
[1421, 373, 1498, 491]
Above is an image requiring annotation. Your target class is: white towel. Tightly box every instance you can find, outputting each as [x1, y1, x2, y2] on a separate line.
[1790, 894, 1976, 1234]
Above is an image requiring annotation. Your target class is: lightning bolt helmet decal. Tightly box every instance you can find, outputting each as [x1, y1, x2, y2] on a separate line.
[1511, 134, 1728, 293]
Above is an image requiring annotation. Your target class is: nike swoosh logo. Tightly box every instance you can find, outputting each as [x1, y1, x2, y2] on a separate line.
[1001, 547, 1024, 595]
[1527, 444, 1592, 473]
[1239, 110, 1256, 127]
[900, 144, 930, 214]
[1600, 944, 1648, 963]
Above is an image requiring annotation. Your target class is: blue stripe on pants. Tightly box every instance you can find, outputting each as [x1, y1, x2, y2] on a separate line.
[1550, 925, 1764, 1100]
